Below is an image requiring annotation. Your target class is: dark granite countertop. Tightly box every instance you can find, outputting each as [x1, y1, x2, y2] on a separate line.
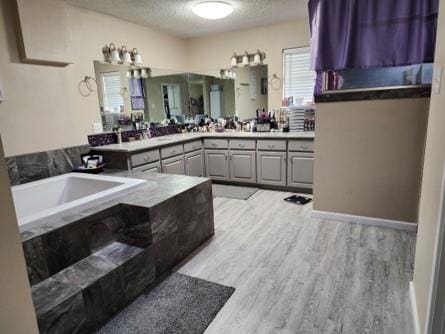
[20, 173, 210, 242]
[314, 86, 431, 103]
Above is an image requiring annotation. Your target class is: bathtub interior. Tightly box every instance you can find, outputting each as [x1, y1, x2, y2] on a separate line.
[12, 173, 146, 229]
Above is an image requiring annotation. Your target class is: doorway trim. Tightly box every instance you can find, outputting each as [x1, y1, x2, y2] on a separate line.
[425, 160, 445, 334]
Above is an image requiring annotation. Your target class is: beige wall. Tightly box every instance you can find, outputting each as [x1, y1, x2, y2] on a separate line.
[185, 19, 310, 111]
[313, 98, 429, 223]
[0, 136, 38, 334]
[0, 0, 187, 157]
[413, 1, 445, 331]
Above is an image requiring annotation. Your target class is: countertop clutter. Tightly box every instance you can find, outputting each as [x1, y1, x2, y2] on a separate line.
[91, 131, 315, 153]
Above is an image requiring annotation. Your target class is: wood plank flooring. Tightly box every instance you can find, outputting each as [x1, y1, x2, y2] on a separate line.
[177, 189, 416, 334]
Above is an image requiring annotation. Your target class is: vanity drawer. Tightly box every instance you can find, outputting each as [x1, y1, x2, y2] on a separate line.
[131, 149, 160, 167]
[288, 140, 314, 152]
[257, 140, 286, 151]
[184, 140, 202, 153]
[229, 139, 255, 150]
[132, 161, 161, 173]
[161, 144, 184, 159]
[204, 139, 229, 149]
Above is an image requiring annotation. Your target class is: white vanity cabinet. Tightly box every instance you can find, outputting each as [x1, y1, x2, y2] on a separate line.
[94, 135, 315, 190]
[161, 155, 185, 175]
[256, 140, 287, 186]
[287, 140, 314, 189]
[133, 161, 161, 173]
[130, 149, 160, 168]
[205, 149, 229, 180]
[287, 152, 314, 188]
[228, 139, 256, 183]
[257, 151, 287, 186]
[185, 149, 205, 177]
[229, 150, 256, 183]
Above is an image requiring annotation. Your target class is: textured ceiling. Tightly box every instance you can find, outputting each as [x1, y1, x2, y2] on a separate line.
[66, 0, 308, 38]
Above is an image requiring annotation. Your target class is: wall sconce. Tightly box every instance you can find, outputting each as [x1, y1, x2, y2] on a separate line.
[231, 53, 238, 67]
[220, 69, 236, 80]
[102, 43, 121, 64]
[229, 50, 266, 68]
[242, 52, 249, 66]
[102, 43, 144, 66]
[132, 48, 143, 66]
[140, 68, 149, 78]
[121, 46, 132, 65]
[253, 50, 263, 66]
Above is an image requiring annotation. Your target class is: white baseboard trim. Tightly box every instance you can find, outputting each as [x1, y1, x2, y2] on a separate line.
[311, 210, 418, 232]
[410, 281, 421, 334]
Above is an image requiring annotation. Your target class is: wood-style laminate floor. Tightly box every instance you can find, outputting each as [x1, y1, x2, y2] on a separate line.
[177, 189, 416, 334]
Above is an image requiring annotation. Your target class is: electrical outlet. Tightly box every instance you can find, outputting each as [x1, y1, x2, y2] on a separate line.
[92, 122, 103, 134]
[432, 64, 443, 95]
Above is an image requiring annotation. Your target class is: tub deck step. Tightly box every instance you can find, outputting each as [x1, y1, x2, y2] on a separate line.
[31, 241, 155, 333]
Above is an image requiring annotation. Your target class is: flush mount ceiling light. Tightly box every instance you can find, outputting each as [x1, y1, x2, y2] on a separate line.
[192, 1, 234, 20]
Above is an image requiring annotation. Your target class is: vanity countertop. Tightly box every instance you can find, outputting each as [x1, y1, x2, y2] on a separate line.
[91, 131, 315, 153]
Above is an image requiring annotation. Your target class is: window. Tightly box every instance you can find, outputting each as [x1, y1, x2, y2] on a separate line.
[283, 47, 316, 104]
[101, 71, 124, 112]
[323, 63, 433, 93]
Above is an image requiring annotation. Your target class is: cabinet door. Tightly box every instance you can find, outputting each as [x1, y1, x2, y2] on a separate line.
[133, 162, 161, 174]
[287, 152, 314, 188]
[185, 150, 204, 177]
[257, 151, 287, 186]
[162, 155, 185, 175]
[205, 150, 229, 180]
[229, 150, 256, 183]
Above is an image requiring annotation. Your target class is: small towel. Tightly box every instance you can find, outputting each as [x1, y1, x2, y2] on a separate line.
[129, 78, 145, 110]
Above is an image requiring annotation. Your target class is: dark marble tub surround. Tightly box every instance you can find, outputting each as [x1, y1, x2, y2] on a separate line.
[21, 172, 214, 334]
[6, 144, 90, 185]
[22, 204, 152, 286]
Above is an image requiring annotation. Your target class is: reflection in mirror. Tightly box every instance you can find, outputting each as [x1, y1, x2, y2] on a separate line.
[234, 65, 268, 120]
[93, 61, 267, 132]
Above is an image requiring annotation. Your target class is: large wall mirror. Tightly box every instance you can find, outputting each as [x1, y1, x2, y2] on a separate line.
[93, 61, 268, 131]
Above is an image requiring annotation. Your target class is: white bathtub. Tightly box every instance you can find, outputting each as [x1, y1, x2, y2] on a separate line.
[12, 173, 147, 231]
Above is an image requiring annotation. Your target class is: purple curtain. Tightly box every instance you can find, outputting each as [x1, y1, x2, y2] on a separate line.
[309, 0, 439, 72]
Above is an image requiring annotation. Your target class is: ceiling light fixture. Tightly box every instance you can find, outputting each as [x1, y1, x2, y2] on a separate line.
[192, 1, 234, 20]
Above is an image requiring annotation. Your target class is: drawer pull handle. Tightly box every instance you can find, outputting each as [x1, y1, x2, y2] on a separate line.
[267, 145, 275, 148]
[144, 157, 150, 161]
[301, 145, 309, 150]
[171, 150, 176, 154]
[211, 143, 217, 147]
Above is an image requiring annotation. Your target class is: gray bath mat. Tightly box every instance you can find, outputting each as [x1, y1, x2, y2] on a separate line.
[96, 272, 234, 334]
[212, 184, 259, 200]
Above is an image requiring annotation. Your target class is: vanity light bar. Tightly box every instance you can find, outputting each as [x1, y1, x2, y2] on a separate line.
[102, 43, 143, 66]
[230, 50, 266, 68]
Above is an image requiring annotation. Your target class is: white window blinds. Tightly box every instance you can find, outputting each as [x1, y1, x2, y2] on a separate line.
[102, 71, 123, 112]
[283, 47, 316, 104]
